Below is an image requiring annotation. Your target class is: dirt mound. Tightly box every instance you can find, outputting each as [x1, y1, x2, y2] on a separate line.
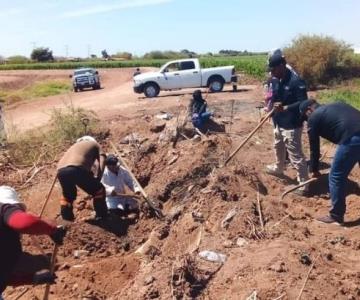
[2, 92, 360, 300]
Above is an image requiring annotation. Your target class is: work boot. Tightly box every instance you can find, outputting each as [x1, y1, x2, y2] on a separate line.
[265, 164, 284, 177]
[60, 204, 75, 221]
[316, 215, 343, 225]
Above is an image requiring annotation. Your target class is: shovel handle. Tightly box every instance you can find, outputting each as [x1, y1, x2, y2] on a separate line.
[280, 177, 318, 200]
[110, 141, 164, 219]
[224, 108, 274, 166]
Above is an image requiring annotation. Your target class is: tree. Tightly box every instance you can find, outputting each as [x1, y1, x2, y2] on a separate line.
[101, 49, 110, 59]
[31, 47, 54, 62]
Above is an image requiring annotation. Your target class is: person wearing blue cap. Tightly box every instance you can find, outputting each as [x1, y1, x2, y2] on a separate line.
[265, 51, 309, 195]
[300, 99, 360, 224]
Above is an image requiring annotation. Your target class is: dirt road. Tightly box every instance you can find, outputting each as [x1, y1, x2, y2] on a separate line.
[2, 68, 261, 133]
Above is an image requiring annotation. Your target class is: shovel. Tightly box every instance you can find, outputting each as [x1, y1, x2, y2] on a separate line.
[280, 177, 317, 200]
[110, 141, 164, 219]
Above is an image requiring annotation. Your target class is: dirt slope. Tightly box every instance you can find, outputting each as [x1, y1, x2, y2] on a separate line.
[1, 69, 360, 300]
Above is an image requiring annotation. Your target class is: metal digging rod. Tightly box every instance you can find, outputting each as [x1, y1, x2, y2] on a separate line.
[110, 141, 164, 219]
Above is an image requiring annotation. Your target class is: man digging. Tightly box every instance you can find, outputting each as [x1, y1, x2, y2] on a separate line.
[101, 154, 140, 218]
[0, 186, 66, 298]
[265, 51, 309, 196]
[57, 136, 108, 222]
[300, 99, 360, 224]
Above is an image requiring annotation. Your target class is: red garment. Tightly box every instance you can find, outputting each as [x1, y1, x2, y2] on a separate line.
[7, 211, 56, 235]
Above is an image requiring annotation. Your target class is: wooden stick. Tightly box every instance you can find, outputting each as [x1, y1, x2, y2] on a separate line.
[257, 188, 264, 231]
[43, 245, 59, 300]
[280, 177, 317, 201]
[13, 287, 29, 300]
[296, 254, 320, 300]
[39, 174, 58, 218]
[110, 141, 164, 219]
[223, 108, 274, 166]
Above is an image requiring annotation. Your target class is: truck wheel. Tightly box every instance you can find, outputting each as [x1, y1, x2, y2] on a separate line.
[74, 87, 78, 92]
[144, 83, 159, 98]
[209, 77, 224, 92]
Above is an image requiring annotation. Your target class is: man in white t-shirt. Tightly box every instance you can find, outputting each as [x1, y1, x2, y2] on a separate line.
[101, 154, 140, 216]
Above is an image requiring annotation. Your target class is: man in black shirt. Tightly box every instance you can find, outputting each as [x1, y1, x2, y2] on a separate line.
[265, 52, 309, 195]
[300, 99, 360, 224]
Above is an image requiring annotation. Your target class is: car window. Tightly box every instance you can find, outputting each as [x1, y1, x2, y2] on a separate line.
[165, 63, 180, 72]
[179, 61, 195, 70]
[74, 69, 94, 75]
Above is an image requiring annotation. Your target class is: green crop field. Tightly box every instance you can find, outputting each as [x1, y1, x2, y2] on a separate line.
[0, 56, 267, 79]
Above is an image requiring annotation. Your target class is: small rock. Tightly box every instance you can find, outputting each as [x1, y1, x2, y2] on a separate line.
[236, 238, 249, 247]
[72, 283, 79, 291]
[148, 289, 160, 299]
[324, 251, 333, 261]
[192, 211, 205, 222]
[150, 121, 166, 133]
[168, 206, 183, 221]
[156, 225, 170, 240]
[300, 253, 312, 265]
[58, 262, 70, 271]
[223, 240, 233, 248]
[74, 250, 89, 259]
[145, 245, 161, 260]
[144, 275, 155, 286]
[221, 209, 237, 229]
[269, 261, 286, 273]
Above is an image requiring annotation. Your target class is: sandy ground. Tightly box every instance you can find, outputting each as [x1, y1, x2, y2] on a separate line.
[1, 69, 360, 300]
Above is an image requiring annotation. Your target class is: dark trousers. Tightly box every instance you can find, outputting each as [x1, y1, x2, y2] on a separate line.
[329, 134, 360, 220]
[57, 166, 103, 202]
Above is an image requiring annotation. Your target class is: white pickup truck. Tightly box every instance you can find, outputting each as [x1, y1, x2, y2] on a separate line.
[133, 58, 237, 97]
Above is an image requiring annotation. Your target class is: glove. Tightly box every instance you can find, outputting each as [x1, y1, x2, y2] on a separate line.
[50, 225, 67, 245]
[33, 270, 56, 285]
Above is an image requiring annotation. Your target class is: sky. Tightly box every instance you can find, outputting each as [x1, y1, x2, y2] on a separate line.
[0, 0, 359, 58]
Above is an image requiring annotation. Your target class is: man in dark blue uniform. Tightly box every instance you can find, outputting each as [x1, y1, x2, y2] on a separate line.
[265, 52, 309, 195]
[300, 99, 360, 224]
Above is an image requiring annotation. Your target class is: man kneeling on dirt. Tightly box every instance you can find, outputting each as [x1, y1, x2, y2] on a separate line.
[0, 186, 66, 297]
[101, 154, 140, 217]
[188, 90, 213, 131]
[300, 99, 360, 224]
[57, 136, 108, 221]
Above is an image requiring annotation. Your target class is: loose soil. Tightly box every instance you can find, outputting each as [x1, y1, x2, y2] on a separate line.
[1, 69, 360, 300]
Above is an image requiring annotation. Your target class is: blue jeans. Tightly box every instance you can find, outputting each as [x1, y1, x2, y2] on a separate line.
[192, 112, 212, 129]
[329, 134, 360, 220]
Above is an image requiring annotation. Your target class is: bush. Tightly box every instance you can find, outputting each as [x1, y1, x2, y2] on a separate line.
[7, 55, 30, 64]
[284, 35, 357, 87]
[6, 105, 102, 166]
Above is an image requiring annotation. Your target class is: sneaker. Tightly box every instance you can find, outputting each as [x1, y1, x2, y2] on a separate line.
[316, 215, 344, 225]
[265, 164, 284, 177]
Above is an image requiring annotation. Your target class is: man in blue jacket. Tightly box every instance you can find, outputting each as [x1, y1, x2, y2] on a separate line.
[265, 52, 309, 195]
[300, 99, 360, 224]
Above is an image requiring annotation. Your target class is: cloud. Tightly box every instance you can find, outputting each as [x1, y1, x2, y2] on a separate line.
[60, 0, 172, 18]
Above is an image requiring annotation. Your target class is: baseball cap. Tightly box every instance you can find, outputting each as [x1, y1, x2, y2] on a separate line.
[268, 53, 286, 70]
[105, 154, 119, 166]
[299, 99, 317, 115]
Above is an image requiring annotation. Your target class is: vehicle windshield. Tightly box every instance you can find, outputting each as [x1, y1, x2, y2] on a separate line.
[74, 69, 95, 76]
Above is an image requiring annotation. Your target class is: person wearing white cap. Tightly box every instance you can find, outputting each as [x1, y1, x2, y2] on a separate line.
[57, 136, 108, 221]
[0, 186, 66, 297]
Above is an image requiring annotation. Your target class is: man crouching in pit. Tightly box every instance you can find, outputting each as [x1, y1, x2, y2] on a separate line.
[101, 154, 140, 219]
[57, 136, 108, 222]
